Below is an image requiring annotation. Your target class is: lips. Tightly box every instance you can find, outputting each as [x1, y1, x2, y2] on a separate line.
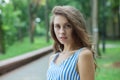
[60, 37, 67, 40]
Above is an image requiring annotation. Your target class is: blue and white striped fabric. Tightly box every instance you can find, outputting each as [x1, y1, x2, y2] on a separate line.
[47, 48, 84, 80]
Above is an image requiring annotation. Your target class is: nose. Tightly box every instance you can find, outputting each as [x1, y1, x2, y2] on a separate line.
[59, 28, 65, 34]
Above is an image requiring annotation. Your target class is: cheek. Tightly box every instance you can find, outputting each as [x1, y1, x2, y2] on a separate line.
[54, 28, 57, 34]
[68, 30, 73, 37]
[54, 29, 59, 37]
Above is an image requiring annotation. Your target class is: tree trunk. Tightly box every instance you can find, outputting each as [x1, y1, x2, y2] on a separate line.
[118, 1, 120, 38]
[116, 0, 120, 39]
[0, 15, 5, 54]
[28, 2, 35, 43]
[18, 27, 23, 42]
[101, 0, 106, 53]
[45, 0, 49, 43]
[91, 0, 100, 56]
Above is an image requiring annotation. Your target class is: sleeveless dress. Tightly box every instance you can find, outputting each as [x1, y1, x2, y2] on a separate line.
[47, 48, 84, 80]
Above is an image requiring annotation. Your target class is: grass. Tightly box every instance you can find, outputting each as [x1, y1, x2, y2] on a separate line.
[0, 36, 53, 60]
[96, 40, 120, 80]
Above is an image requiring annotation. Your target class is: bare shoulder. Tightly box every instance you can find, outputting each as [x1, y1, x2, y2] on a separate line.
[78, 48, 93, 59]
[78, 48, 94, 64]
[77, 48, 95, 80]
[48, 53, 57, 66]
[49, 54, 56, 61]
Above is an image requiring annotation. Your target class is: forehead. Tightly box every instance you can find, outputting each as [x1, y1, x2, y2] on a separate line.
[54, 15, 68, 24]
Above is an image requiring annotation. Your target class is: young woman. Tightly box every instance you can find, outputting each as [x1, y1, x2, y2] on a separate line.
[47, 5, 96, 80]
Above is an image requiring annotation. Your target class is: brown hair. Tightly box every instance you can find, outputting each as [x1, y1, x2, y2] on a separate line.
[50, 6, 92, 53]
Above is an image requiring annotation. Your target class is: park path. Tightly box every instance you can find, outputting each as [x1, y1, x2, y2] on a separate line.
[0, 52, 53, 80]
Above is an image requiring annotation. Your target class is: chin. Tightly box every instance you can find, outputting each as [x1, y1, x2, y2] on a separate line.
[59, 41, 66, 44]
[60, 42, 65, 44]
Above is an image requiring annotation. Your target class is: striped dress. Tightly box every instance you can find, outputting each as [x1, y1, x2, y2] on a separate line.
[47, 48, 84, 80]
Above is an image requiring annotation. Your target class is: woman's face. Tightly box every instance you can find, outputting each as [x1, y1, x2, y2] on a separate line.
[53, 15, 74, 45]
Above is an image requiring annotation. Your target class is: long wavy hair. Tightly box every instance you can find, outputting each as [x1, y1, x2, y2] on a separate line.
[50, 6, 93, 53]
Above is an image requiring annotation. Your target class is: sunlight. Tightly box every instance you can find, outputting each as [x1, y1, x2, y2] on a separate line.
[4, 0, 10, 4]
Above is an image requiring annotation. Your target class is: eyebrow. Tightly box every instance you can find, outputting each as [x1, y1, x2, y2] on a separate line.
[54, 22, 70, 25]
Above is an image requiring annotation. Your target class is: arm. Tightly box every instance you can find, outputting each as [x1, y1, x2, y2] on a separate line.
[77, 49, 95, 80]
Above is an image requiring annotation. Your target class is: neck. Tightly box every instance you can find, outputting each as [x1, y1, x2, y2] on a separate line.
[62, 43, 80, 53]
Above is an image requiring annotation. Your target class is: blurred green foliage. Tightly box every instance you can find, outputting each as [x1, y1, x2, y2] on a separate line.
[0, 0, 119, 54]
[96, 40, 120, 80]
[0, 36, 53, 60]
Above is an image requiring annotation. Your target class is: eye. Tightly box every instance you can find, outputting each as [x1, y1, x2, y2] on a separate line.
[54, 24, 60, 29]
[65, 23, 72, 29]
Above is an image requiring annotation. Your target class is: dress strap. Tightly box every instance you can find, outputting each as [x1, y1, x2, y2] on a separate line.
[53, 53, 59, 62]
[76, 47, 86, 56]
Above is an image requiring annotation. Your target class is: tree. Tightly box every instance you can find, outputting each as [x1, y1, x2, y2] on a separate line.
[111, 0, 120, 39]
[0, 11, 5, 54]
[28, 0, 41, 43]
[91, 0, 100, 56]
[45, 0, 50, 43]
